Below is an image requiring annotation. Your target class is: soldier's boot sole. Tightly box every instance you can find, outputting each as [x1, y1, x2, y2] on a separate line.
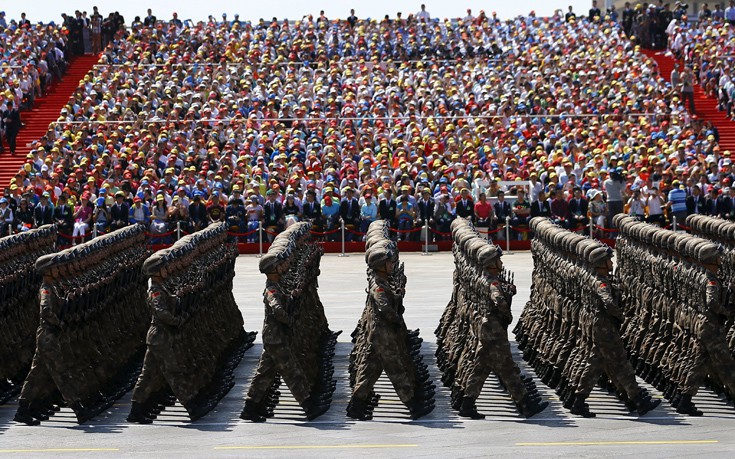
[637, 398, 661, 416]
[13, 412, 41, 426]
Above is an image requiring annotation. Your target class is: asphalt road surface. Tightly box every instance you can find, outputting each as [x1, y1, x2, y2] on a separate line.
[1, 252, 734, 458]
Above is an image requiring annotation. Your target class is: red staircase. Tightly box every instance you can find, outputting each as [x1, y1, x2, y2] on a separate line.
[643, 49, 735, 152]
[0, 54, 100, 188]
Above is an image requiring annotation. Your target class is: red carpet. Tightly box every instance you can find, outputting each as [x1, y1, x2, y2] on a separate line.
[0, 54, 100, 188]
[643, 49, 735, 152]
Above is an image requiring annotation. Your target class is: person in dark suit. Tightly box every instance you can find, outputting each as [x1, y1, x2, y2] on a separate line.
[339, 187, 361, 241]
[493, 190, 512, 241]
[416, 189, 435, 241]
[143, 9, 157, 26]
[704, 187, 720, 216]
[110, 191, 130, 230]
[531, 190, 552, 218]
[34, 193, 54, 227]
[686, 185, 706, 216]
[188, 192, 208, 230]
[262, 190, 283, 240]
[455, 188, 475, 220]
[550, 188, 570, 228]
[716, 188, 733, 219]
[302, 189, 322, 230]
[568, 187, 589, 231]
[378, 188, 397, 232]
[54, 195, 74, 235]
[723, 187, 735, 220]
[18, 12, 31, 28]
[3, 101, 21, 155]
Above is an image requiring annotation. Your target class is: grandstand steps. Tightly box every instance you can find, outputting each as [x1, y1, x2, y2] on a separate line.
[0, 54, 99, 188]
[643, 49, 735, 153]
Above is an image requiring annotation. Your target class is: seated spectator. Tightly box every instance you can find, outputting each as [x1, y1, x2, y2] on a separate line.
[302, 189, 322, 230]
[396, 195, 416, 241]
[416, 189, 435, 242]
[262, 190, 283, 241]
[378, 188, 398, 231]
[531, 190, 552, 219]
[243, 195, 263, 242]
[568, 187, 589, 232]
[627, 187, 646, 221]
[72, 195, 93, 243]
[360, 192, 378, 235]
[686, 184, 706, 215]
[149, 195, 169, 238]
[168, 195, 190, 236]
[129, 197, 150, 226]
[646, 187, 666, 226]
[13, 197, 33, 232]
[474, 192, 494, 239]
[456, 188, 475, 221]
[493, 191, 512, 240]
[511, 189, 532, 239]
[0, 197, 12, 236]
[93, 197, 109, 234]
[340, 187, 360, 241]
[589, 189, 608, 237]
[321, 194, 340, 241]
[189, 192, 208, 232]
[109, 191, 129, 231]
[34, 192, 53, 227]
[282, 194, 301, 228]
[54, 194, 74, 235]
[433, 193, 454, 241]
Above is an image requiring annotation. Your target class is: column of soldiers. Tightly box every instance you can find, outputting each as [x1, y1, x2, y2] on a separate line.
[615, 214, 735, 416]
[0, 225, 57, 405]
[128, 222, 257, 424]
[241, 221, 340, 422]
[346, 220, 435, 420]
[436, 218, 548, 419]
[514, 217, 660, 418]
[14, 225, 150, 425]
[686, 214, 735, 361]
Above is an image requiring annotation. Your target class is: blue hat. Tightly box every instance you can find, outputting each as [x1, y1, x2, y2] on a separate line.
[99, 188, 107, 194]
[96, 197, 106, 206]
[0, 198, 7, 204]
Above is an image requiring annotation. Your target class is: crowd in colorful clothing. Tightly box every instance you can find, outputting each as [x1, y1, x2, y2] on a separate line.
[2, 5, 735, 244]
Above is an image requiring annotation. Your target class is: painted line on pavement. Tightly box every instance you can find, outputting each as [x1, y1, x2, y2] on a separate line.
[517, 440, 719, 446]
[215, 444, 418, 450]
[0, 448, 120, 453]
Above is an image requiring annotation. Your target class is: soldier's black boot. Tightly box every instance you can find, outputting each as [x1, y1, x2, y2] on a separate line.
[519, 394, 549, 418]
[13, 401, 41, 426]
[71, 401, 94, 424]
[676, 395, 703, 416]
[127, 402, 153, 424]
[458, 397, 484, 419]
[548, 368, 562, 389]
[346, 397, 371, 421]
[570, 394, 595, 418]
[407, 397, 434, 420]
[633, 391, 661, 416]
[240, 399, 266, 423]
[450, 386, 463, 410]
[303, 396, 329, 421]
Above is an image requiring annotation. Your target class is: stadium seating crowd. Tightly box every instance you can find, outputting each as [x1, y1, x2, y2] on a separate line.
[2, 5, 735, 245]
[0, 16, 69, 111]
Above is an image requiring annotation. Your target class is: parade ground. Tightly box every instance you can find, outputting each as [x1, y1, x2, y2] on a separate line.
[1, 252, 734, 458]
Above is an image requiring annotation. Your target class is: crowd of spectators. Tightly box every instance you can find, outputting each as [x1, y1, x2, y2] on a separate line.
[0, 13, 68, 115]
[2, 6, 735, 244]
[660, 1, 735, 124]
